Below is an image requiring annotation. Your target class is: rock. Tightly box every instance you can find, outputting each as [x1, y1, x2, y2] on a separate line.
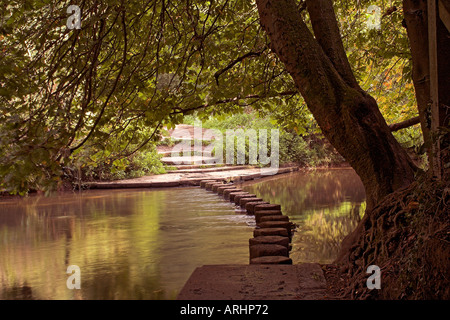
[212, 183, 225, 192]
[240, 198, 263, 207]
[217, 186, 236, 195]
[249, 236, 290, 248]
[250, 256, 293, 265]
[260, 215, 290, 223]
[223, 189, 243, 200]
[249, 244, 288, 259]
[245, 201, 269, 214]
[233, 193, 256, 204]
[258, 220, 291, 229]
[205, 181, 218, 190]
[229, 192, 251, 202]
[258, 221, 292, 237]
[254, 203, 281, 212]
[200, 180, 217, 188]
[177, 263, 326, 300]
[254, 210, 282, 223]
[253, 227, 289, 237]
[234, 194, 257, 205]
[206, 182, 223, 191]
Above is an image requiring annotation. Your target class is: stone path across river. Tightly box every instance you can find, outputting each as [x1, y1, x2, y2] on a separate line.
[87, 166, 299, 189]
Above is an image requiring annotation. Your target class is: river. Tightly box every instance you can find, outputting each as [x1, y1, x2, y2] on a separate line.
[0, 168, 365, 299]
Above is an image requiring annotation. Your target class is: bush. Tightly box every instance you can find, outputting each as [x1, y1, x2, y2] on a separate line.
[279, 130, 315, 165]
[125, 149, 167, 178]
[185, 112, 345, 167]
[69, 144, 166, 183]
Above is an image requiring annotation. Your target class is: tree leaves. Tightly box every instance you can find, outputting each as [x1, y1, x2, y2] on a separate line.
[0, 0, 421, 193]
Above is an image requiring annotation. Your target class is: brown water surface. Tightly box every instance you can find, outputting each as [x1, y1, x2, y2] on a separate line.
[0, 188, 253, 299]
[0, 168, 365, 300]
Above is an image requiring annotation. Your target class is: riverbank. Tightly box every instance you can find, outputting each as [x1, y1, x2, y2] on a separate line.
[177, 264, 328, 300]
[177, 263, 351, 300]
[0, 164, 351, 197]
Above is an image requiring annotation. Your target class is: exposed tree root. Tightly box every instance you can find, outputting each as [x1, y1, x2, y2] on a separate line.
[334, 175, 449, 300]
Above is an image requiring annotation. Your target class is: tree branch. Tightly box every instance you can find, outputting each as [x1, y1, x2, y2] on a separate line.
[214, 48, 267, 85]
[70, 7, 128, 154]
[170, 90, 298, 115]
[389, 116, 421, 132]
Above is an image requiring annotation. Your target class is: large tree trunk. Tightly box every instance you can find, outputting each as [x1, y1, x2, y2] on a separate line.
[403, 0, 450, 179]
[255, 0, 417, 209]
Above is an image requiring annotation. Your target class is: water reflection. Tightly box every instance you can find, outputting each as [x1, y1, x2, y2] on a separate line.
[238, 168, 366, 264]
[0, 188, 253, 300]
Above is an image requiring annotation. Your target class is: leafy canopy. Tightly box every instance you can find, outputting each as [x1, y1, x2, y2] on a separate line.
[0, 0, 418, 193]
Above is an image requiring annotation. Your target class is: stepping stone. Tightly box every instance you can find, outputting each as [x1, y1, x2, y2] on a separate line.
[205, 181, 218, 190]
[250, 256, 293, 265]
[249, 244, 288, 260]
[212, 183, 226, 192]
[254, 204, 282, 212]
[200, 180, 217, 188]
[240, 198, 264, 208]
[234, 194, 257, 205]
[258, 220, 291, 229]
[217, 186, 236, 195]
[229, 192, 251, 202]
[255, 210, 282, 223]
[249, 236, 290, 248]
[206, 182, 223, 191]
[223, 189, 243, 200]
[258, 221, 292, 237]
[253, 228, 289, 237]
[245, 201, 269, 214]
[260, 215, 290, 223]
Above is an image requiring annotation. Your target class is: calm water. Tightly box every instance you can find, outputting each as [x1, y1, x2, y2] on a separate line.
[238, 168, 366, 264]
[0, 168, 365, 300]
[0, 188, 254, 300]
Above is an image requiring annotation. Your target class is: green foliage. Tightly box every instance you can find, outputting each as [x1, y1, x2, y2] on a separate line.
[70, 144, 166, 182]
[279, 131, 315, 165]
[206, 113, 276, 166]
[0, 0, 298, 193]
[393, 125, 423, 150]
[338, 0, 418, 127]
[187, 111, 345, 167]
[202, 112, 272, 131]
[0, 0, 424, 193]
